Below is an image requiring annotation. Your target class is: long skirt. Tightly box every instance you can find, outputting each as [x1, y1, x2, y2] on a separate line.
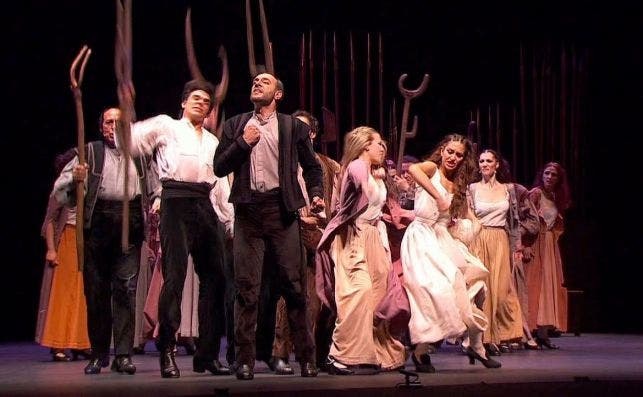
[38, 225, 90, 349]
[329, 222, 405, 370]
[526, 229, 568, 331]
[471, 227, 523, 344]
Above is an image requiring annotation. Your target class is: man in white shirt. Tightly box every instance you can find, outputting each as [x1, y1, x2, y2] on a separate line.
[122, 79, 231, 378]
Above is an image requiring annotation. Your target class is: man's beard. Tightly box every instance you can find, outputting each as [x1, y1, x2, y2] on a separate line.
[104, 138, 116, 149]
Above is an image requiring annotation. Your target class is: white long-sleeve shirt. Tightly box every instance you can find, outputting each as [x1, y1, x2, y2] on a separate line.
[128, 114, 235, 235]
[128, 115, 218, 187]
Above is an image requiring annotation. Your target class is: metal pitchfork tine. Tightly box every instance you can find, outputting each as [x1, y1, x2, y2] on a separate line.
[246, 0, 274, 76]
[396, 73, 430, 172]
[69, 44, 91, 271]
[185, 7, 229, 137]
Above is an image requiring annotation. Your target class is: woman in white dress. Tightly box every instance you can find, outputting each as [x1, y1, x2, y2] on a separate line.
[401, 134, 500, 371]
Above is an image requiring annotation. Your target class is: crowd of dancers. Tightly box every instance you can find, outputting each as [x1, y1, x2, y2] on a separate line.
[36, 72, 571, 379]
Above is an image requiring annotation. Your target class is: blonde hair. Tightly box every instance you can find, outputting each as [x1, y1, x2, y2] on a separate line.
[338, 126, 381, 195]
[340, 126, 379, 169]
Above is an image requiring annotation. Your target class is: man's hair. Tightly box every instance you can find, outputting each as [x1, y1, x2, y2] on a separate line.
[292, 109, 319, 134]
[98, 106, 119, 132]
[181, 79, 216, 112]
[251, 72, 285, 97]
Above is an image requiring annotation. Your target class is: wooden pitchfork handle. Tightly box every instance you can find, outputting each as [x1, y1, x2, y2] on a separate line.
[246, 0, 274, 76]
[115, 0, 133, 252]
[185, 8, 229, 137]
[396, 73, 430, 173]
[70, 44, 91, 271]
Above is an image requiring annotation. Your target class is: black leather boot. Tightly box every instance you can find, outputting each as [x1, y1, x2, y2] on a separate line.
[160, 348, 180, 378]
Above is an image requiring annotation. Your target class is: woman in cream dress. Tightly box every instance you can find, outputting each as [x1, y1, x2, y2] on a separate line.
[401, 134, 500, 371]
[469, 149, 525, 355]
[525, 162, 571, 349]
[316, 126, 407, 375]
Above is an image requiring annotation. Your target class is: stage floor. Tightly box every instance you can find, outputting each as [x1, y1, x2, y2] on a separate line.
[1, 333, 642, 397]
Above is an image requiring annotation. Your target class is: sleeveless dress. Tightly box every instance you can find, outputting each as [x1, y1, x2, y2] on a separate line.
[471, 185, 524, 343]
[401, 171, 489, 345]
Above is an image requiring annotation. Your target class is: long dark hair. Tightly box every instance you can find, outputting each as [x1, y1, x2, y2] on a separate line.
[426, 133, 477, 218]
[474, 149, 513, 183]
[533, 161, 572, 212]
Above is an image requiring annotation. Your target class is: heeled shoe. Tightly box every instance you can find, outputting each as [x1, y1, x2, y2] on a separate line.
[52, 349, 71, 362]
[411, 352, 436, 373]
[466, 347, 501, 369]
[536, 337, 560, 350]
[484, 343, 502, 356]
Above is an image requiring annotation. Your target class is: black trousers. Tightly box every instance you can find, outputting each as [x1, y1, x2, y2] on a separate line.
[84, 199, 143, 357]
[233, 191, 314, 367]
[158, 196, 226, 361]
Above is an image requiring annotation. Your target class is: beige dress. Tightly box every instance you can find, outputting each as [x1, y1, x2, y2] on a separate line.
[471, 186, 524, 344]
[329, 175, 406, 369]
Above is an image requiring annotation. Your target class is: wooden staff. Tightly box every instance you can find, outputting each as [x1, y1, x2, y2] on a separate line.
[185, 7, 229, 138]
[69, 45, 91, 271]
[333, 31, 340, 159]
[519, 43, 528, 182]
[365, 33, 371, 125]
[115, 0, 133, 252]
[512, 106, 518, 179]
[245, 0, 274, 76]
[320, 31, 331, 156]
[378, 33, 384, 133]
[309, 30, 314, 112]
[349, 32, 356, 129]
[560, 44, 568, 167]
[258, 0, 274, 74]
[299, 33, 306, 109]
[476, 105, 481, 149]
[390, 99, 398, 162]
[396, 73, 430, 173]
[496, 102, 501, 151]
[322, 31, 327, 110]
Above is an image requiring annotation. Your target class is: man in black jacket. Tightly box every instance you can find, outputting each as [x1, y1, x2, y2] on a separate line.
[214, 73, 324, 380]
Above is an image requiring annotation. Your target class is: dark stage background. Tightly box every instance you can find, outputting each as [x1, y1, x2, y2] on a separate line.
[3, 0, 642, 342]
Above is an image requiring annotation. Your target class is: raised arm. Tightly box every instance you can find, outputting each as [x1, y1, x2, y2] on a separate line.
[408, 160, 449, 212]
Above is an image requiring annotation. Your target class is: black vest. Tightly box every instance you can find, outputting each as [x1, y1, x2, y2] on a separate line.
[82, 141, 149, 229]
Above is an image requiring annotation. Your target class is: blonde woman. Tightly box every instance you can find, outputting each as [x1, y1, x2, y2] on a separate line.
[316, 126, 407, 375]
